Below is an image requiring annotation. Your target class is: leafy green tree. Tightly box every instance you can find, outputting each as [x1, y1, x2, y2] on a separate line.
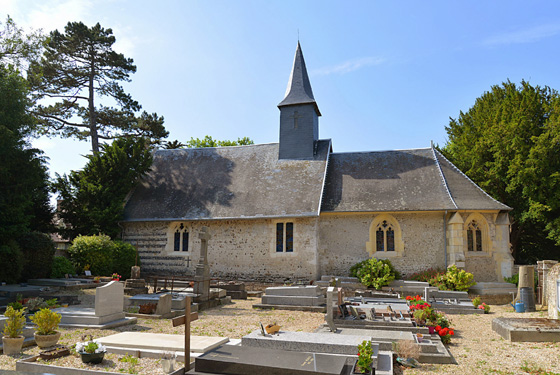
[0, 16, 44, 70]
[442, 80, 560, 263]
[185, 135, 254, 148]
[29, 21, 167, 153]
[53, 137, 153, 239]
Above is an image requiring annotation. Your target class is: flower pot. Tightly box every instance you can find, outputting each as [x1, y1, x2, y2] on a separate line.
[352, 359, 374, 375]
[162, 358, 176, 373]
[34, 331, 61, 349]
[80, 351, 106, 364]
[2, 336, 25, 355]
[428, 326, 436, 334]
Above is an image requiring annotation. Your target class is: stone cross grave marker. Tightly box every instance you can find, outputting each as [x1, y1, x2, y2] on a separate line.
[172, 296, 198, 370]
[95, 280, 124, 317]
[195, 227, 211, 301]
[326, 287, 337, 332]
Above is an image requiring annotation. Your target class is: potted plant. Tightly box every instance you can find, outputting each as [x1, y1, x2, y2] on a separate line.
[111, 273, 121, 281]
[2, 306, 27, 355]
[354, 340, 374, 374]
[75, 335, 106, 364]
[30, 307, 62, 348]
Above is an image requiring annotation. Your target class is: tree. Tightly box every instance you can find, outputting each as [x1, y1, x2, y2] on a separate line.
[29, 21, 167, 153]
[53, 137, 153, 239]
[185, 135, 254, 148]
[442, 80, 560, 263]
[0, 16, 44, 70]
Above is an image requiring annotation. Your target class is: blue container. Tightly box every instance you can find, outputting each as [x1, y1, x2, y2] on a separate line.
[513, 301, 525, 313]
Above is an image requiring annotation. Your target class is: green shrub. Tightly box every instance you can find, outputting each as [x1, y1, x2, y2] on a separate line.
[408, 268, 446, 282]
[112, 241, 138, 280]
[429, 265, 476, 291]
[472, 296, 481, 307]
[350, 260, 368, 277]
[2, 306, 27, 338]
[503, 274, 519, 286]
[68, 234, 114, 275]
[51, 256, 76, 278]
[18, 231, 56, 280]
[30, 308, 61, 335]
[354, 258, 397, 289]
[0, 241, 24, 283]
[351, 259, 401, 280]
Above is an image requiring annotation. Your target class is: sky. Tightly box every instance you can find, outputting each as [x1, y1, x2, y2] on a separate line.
[2, 0, 560, 196]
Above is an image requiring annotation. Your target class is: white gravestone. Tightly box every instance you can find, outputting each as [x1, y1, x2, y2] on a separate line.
[95, 280, 124, 317]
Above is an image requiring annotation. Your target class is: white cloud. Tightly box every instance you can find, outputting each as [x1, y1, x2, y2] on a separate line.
[483, 23, 560, 46]
[311, 56, 386, 76]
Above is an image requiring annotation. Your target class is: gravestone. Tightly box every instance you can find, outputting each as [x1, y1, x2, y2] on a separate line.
[547, 264, 560, 319]
[194, 227, 211, 303]
[255, 285, 326, 312]
[155, 293, 172, 316]
[194, 345, 348, 375]
[325, 287, 336, 332]
[56, 281, 135, 328]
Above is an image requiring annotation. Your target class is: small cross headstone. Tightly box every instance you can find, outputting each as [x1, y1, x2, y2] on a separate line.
[171, 296, 198, 370]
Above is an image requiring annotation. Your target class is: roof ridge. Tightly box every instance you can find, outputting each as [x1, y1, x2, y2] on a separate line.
[431, 145, 458, 209]
[433, 148, 511, 210]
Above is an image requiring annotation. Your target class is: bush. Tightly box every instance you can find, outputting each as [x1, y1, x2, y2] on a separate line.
[350, 259, 401, 280]
[51, 256, 76, 278]
[68, 234, 114, 276]
[472, 296, 481, 307]
[353, 258, 397, 289]
[112, 241, 138, 280]
[429, 265, 476, 291]
[30, 307, 61, 335]
[408, 268, 446, 282]
[18, 231, 56, 280]
[0, 241, 24, 283]
[2, 306, 26, 338]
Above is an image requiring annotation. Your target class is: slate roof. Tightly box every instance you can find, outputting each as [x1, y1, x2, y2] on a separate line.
[278, 42, 321, 116]
[122, 140, 331, 222]
[321, 147, 511, 213]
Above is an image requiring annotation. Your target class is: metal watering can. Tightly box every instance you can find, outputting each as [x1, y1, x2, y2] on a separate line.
[510, 301, 525, 313]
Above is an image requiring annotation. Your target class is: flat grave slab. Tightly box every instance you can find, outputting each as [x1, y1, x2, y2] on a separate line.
[242, 330, 378, 358]
[492, 317, 560, 342]
[262, 295, 326, 306]
[264, 286, 323, 296]
[28, 278, 91, 286]
[98, 332, 229, 353]
[54, 307, 136, 329]
[129, 292, 199, 311]
[193, 345, 349, 375]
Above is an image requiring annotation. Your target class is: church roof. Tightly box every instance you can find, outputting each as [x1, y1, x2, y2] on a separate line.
[321, 147, 511, 212]
[278, 42, 321, 115]
[122, 140, 331, 222]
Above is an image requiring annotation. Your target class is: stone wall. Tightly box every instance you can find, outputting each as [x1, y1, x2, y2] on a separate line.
[122, 217, 320, 281]
[317, 212, 446, 277]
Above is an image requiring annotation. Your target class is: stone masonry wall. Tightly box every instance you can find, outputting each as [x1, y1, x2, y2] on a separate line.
[318, 212, 446, 278]
[122, 217, 319, 282]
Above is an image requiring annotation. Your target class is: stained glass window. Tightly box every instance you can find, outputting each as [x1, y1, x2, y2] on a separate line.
[286, 223, 294, 252]
[174, 230, 180, 252]
[376, 228, 384, 252]
[182, 231, 189, 252]
[476, 229, 482, 251]
[387, 228, 395, 251]
[467, 229, 474, 252]
[276, 223, 284, 252]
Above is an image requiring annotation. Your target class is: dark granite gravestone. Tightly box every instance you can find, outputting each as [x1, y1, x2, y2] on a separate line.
[193, 345, 348, 375]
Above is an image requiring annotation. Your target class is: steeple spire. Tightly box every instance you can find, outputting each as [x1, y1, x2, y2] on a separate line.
[278, 42, 321, 116]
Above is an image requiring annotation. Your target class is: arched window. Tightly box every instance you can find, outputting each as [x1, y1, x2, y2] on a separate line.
[170, 223, 189, 252]
[367, 215, 403, 256]
[466, 220, 483, 252]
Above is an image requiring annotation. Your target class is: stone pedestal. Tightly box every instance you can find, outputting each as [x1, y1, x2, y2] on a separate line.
[194, 227, 211, 303]
[547, 264, 560, 320]
[124, 279, 148, 296]
[131, 266, 141, 279]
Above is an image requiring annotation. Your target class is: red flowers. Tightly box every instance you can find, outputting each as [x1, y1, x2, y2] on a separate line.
[434, 325, 455, 344]
[407, 295, 430, 311]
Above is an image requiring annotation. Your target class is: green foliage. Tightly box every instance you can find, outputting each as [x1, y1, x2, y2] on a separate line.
[7, 301, 23, 311]
[30, 307, 61, 335]
[429, 265, 476, 291]
[350, 258, 401, 280]
[51, 256, 76, 278]
[356, 340, 373, 372]
[84, 341, 100, 354]
[504, 274, 519, 286]
[350, 260, 368, 277]
[0, 16, 44, 70]
[2, 306, 26, 338]
[29, 21, 167, 152]
[442, 80, 560, 263]
[53, 137, 153, 239]
[0, 242, 24, 283]
[25, 297, 47, 312]
[112, 241, 138, 279]
[354, 258, 397, 289]
[185, 135, 254, 148]
[472, 296, 481, 307]
[68, 234, 114, 276]
[408, 268, 445, 282]
[0, 65, 53, 256]
[18, 232, 55, 280]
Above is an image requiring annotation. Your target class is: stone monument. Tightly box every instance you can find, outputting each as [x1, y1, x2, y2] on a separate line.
[547, 264, 560, 320]
[124, 265, 148, 296]
[194, 227, 211, 303]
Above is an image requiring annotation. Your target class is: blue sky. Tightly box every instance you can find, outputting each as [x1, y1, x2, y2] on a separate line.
[3, 0, 560, 188]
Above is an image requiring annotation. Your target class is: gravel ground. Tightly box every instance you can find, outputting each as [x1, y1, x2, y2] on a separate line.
[1, 288, 559, 374]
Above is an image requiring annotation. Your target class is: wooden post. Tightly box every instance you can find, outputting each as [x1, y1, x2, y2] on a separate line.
[171, 296, 198, 371]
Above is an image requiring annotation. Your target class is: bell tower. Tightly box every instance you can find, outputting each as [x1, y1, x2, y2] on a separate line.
[278, 42, 321, 160]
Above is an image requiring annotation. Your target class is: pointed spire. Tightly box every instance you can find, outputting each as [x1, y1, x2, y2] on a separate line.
[278, 42, 321, 115]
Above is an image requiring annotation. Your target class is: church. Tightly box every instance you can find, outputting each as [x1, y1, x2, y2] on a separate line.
[121, 43, 514, 283]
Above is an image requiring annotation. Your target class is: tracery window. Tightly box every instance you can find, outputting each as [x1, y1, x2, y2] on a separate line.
[466, 220, 483, 252]
[375, 220, 395, 252]
[173, 223, 189, 252]
[367, 215, 402, 256]
[276, 222, 294, 252]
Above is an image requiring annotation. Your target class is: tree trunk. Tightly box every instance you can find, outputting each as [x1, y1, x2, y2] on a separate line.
[89, 56, 99, 153]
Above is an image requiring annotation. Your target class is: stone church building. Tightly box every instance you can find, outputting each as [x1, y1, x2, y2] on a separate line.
[122, 43, 514, 283]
